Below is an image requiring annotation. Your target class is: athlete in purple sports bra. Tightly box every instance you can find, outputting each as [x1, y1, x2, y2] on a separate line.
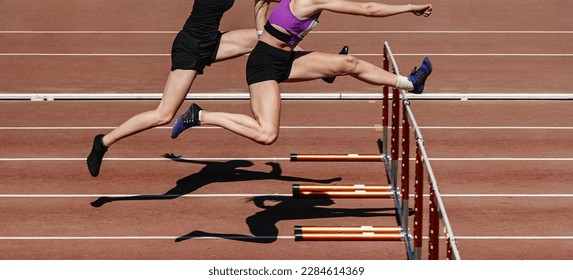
[267, 0, 321, 46]
[172, 0, 434, 147]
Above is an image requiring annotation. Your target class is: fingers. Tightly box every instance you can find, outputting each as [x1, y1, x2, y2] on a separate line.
[413, 4, 432, 17]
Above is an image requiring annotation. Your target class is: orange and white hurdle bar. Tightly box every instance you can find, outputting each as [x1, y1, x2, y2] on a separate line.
[294, 226, 404, 241]
[290, 153, 383, 162]
[292, 184, 394, 199]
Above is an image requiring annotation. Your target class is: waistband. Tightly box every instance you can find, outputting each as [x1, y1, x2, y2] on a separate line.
[264, 21, 292, 44]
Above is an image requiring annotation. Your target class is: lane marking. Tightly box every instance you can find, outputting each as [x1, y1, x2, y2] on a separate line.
[0, 235, 570, 240]
[1, 53, 572, 57]
[0, 194, 572, 198]
[1, 30, 572, 34]
[2, 157, 573, 161]
[453, 236, 573, 240]
[2, 92, 573, 100]
[2, 126, 573, 130]
[0, 236, 293, 240]
[0, 126, 379, 130]
[0, 157, 292, 161]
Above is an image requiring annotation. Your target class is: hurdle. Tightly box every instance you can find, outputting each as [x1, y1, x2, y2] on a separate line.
[290, 153, 383, 162]
[295, 226, 403, 241]
[292, 184, 393, 199]
[290, 42, 461, 260]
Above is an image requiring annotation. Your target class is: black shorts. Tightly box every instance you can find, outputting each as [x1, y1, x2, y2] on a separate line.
[246, 40, 296, 85]
[170, 30, 223, 74]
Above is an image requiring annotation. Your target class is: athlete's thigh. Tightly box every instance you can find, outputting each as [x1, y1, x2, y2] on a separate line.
[248, 81, 282, 131]
[157, 69, 198, 114]
[287, 51, 344, 81]
[215, 29, 258, 62]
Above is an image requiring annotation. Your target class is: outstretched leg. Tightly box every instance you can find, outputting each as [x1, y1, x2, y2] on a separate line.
[287, 51, 431, 93]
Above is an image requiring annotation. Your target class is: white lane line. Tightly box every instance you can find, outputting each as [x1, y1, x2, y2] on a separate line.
[0, 157, 292, 161]
[1, 30, 572, 34]
[0, 236, 293, 240]
[2, 157, 573, 161]
[1, 194, 572, 198]
[0, 126, 379, 130]
[2, 126, 573, 130]
[2, 53, 572, 57]
[454, 236, 573, 240]
[429, 158, 573, 161]
[0, 235, 570, 240]
[0, 194, 287, 198]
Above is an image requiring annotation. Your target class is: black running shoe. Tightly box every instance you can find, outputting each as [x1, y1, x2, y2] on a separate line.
[171, 103, 203, 139]
[322, 45, 349, 84]
[87, 134, 108, 177]
[407, 57, 433, 94]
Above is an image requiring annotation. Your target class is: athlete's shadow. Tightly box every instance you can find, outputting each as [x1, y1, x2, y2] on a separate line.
[175, 195, 397, 243]
[90, 153, 342, 207]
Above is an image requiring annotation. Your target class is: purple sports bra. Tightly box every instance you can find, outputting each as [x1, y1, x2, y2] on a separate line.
[267, 0, 320, 46]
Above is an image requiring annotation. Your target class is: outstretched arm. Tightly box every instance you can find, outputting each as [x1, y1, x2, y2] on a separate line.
[311, 0, 432, 18]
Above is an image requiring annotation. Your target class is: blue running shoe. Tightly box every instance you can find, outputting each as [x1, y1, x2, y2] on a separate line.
[407, 57, 433, 94]
[322, 45, 349, 84]
[171, 103, 203, 139]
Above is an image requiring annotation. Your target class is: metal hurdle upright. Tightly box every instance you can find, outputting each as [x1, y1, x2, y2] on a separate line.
[383, 41, 461, 260]
[290, 42, 461, 260]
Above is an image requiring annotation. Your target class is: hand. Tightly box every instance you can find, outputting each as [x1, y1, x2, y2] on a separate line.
[412, 4, 432, 17]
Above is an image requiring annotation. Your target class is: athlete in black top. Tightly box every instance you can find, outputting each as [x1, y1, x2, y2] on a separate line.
[87, 0, 269, 177]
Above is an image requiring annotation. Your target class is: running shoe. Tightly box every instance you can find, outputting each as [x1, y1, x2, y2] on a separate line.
[171, 103, 203, 139]
[322, 45, 350, 84]
[407, 57, 433, 94]
[87, 134, 108, 177]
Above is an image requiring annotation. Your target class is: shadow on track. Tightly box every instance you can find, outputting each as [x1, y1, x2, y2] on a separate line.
[90, 153, 342, 207]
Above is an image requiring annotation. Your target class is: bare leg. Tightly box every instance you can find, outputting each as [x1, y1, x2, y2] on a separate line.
[201, 81, 282, 145]
[103, 29, 259, 147]
[214, 29, 259, 62]
[87, 29, 261, 177]
[287, 51, 399, 86]
[103, 70, 197, 147]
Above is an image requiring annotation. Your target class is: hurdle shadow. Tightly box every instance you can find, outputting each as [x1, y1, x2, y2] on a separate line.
[175, 195, 398, 243]
[90, 153, 342, 207]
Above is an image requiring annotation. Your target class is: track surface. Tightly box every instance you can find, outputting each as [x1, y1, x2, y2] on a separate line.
[1, 0, 572, 260]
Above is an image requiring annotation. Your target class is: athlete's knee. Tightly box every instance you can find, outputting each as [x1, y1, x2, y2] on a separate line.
[152, 110, 177, 126]
[254, 129, 279, 145]
[334, 55, 359, 74]
[343, 55, 358, 74]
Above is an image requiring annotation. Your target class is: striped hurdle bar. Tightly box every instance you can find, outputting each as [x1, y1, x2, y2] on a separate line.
[294, 226, 404, 241]
[292, 184, 393, 199]
[290, 153, 383, 162]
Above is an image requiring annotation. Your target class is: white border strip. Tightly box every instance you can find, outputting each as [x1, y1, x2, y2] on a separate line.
[1, 30, 572, 34]
[2, 126, 573, 130]
[0, 194, 571, 198]
[0, 235, 570, 240]
[2, 157, 573, 161]
[2, 53, 572, 57]
[2, 93, 573, 100]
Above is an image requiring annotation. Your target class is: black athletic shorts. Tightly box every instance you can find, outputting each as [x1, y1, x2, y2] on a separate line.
[246, 40, 296, 85]
[171, 30, 223, 74]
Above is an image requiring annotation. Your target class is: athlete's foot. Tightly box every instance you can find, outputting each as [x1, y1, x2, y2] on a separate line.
[171, 103, 203, 139]
[322, 45, 349, 84]
[87, 134, 108, 177]
[407, 57, 433, 94]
